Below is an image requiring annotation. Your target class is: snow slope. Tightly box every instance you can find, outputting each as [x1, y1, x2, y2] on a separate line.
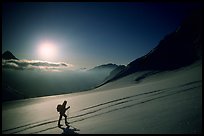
[2, 61, 202, 134]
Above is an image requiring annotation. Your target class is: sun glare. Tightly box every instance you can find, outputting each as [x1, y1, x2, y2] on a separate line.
[38, 40, 57, 61]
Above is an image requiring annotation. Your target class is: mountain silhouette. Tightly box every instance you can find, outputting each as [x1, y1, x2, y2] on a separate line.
[2, 51, 18, 60]
[105, 9, 202, 83]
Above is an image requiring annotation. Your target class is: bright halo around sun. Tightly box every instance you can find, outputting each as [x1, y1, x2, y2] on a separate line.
[38, 40, 57, 61]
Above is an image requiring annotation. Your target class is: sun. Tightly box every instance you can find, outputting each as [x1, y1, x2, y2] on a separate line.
[38, 40, 57, 61]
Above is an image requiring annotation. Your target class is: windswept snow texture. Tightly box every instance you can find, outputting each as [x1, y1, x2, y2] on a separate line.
[2, 61, 202, 134]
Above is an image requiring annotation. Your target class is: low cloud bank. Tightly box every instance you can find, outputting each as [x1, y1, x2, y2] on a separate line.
[2, 59, 74, 72]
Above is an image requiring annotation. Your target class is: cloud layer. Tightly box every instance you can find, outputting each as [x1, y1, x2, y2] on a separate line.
[2, 59, 73, 72]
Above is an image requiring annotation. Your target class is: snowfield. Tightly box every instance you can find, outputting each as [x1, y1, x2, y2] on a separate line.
[2, 61, 202, 134]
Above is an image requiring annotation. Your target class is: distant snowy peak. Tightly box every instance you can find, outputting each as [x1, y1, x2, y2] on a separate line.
[2, 51, 18, 60]
[106, 9, 202, 83]
[103, 65, 126, 82]
[88, 63, 119, 72]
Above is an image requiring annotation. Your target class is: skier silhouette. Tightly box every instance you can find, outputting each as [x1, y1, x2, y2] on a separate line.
[57, 100, 70, 127]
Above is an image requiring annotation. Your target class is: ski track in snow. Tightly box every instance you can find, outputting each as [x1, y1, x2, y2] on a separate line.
[2, 80, 202, 134]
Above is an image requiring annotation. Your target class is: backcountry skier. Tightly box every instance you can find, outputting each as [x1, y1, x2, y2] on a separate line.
[57, 100, 70, 127]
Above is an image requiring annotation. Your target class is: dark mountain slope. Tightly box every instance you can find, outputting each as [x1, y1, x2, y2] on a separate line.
[106, 9, 202, 83]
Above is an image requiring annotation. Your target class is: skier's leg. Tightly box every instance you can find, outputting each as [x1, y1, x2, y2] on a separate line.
[58, 115, 62, 127]
[63, 114, 69, 125]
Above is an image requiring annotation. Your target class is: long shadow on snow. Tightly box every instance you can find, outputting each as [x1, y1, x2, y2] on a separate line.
[30, 125, 80, 134]
[60, 125, 80, 134]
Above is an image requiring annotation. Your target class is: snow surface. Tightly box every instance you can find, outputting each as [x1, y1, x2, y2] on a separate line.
[2, 61, 202, 134]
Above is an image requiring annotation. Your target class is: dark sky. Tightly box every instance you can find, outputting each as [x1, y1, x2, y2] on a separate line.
[2, 2, 202, 69]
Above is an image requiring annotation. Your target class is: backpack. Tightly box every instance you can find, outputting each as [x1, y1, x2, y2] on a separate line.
[57, 104, 63, 112]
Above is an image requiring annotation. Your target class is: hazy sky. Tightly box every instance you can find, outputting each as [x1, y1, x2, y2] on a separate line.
[2, 2, 201, 69]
